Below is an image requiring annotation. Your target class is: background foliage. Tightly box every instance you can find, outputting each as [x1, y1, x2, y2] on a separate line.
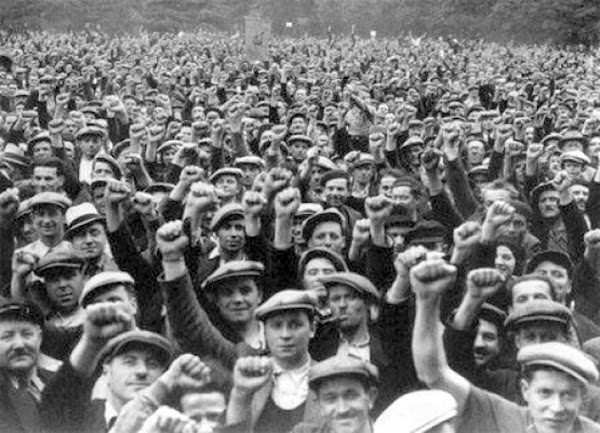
[2, 0, 600, 45]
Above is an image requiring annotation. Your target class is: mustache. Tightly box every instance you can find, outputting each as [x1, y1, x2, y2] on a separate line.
[473, 347, 490, 356]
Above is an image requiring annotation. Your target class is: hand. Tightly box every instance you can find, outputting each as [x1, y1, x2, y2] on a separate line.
[232, 356, 273, 396]
[186, 181, 218, 213]
[160, 354, 211, 393]
[306, 146, 321, 162]
[275, 187, 301, 219]
[178, 165, 204, 186]
[526, 143, 544, 161]
[387, 122, 400, 138]
[0, 188, 19, 220]
[139, 407, 196, 433]
[484, 201, 515, 229]
[552, 170, 572, 192]
[421, 148, 443, 173]
[228, 104, 244, 133]
[466, 268, 505, 300]
[56, 93, 69, 108]
[48, 118, 64, 136]
[394, 245, 429, 277]
[12, 250, 39, 278]
[242, 191, 267, 218]
[104, 180, 132, 206]
[506, 139, 524, 157]
[211, 118, 226, 145]
[352, 218, 371, 246]
[369, 132, 385, 151]
[132, 192, 157, 218]
[82, 302, 134, 344]
[265, 167, 292, 196]
[271, 125, 287, 142]
[453, 221, 482, 251]
[441, 126, 461, 160]
[410, 258, 457, 299]
[365, 195, 394, 225]
[584, 229, 600, 265]
[130, 122, 147, 141]
[156, 220, 189, 262]
[148, 124, 165, 142]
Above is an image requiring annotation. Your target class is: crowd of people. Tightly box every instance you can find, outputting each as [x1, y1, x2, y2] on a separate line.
[2, 25, 600, 433]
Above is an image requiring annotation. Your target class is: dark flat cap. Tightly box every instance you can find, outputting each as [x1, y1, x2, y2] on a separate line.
[320, 272, 380, 300]
[99, 330, 173, 365]
[255, 289, 316, 320]
[202, 261, 264, 291]
[210, 203, 245, 231]
[309, 355, 379, 391]
[504, 299, 571, 331]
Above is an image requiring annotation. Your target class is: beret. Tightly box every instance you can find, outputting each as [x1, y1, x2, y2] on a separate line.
[202, 260, 264, 291]
[34, 250, 84, 276]
[66, 202, 104, 237]
[297, 247, 348, 277]
[255, 289, 316, 320]
[0, 300, 45, 328]
[320, 169, 349, 187]
[99, 330, 173, 365]
[77, 125, 105, 139]
[80, 271, 135, 307]
[209, 168, 244, 184]
[404, 220, 447, 245]
[525, 250, 573, 276]
[320, 272, 380, 300]
[235, 156, 265, 169]
[210, 203, 245, 231]
[302, 208, 346, 242]
[29, 192, 72, 211]
[374, 390, 457, 433]
[309, 355, 379, 391]
[518, 342, 598, 384]
[295, 203, 324, 219]
[561, 150, 590, 166]
[504, 299, 571, 331]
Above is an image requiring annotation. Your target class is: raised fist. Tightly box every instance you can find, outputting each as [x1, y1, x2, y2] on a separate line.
[421, 148, 443, 172]
[526, 143, 544, 160]
[12, 250, 39, 278]
[265, 167, 292, 195]
[83, 302, 135, 343]
[160, 353, 212, 393]
[584, 229, 600, 264]
[275, 187, 301, 219]
[387, 122, 400, 138]
[466, 268, 504, 300]
[130, 122, 147, 141]
[233, 356, 273, 396]
[484, 201, 515, 229]
[365, 195, 394, 224]
[410, 258, 457, 299]
[394, 245, 429, 277]
[552, 170, 572, 192]
[186, 181, 218, 213]
[453, 221, 482, 251]
[242, 190, 267, 218]
[156, 220, 189, 262]
[105, 180, 132, 206]
[132, 191, 156, 218]
[48, 118, 64, 136]
[178, 165, 204, 186]
[352, 218, 371, 246]
[138, 407, 196, 433]
[0, 188, 19, 219]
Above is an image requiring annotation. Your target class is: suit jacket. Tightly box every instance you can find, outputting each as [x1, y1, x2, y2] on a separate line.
[0, 369, 54, 433]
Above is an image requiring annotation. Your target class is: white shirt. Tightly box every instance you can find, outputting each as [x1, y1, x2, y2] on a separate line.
[271, 359, 310, 410]
[79, 157, 95, 185]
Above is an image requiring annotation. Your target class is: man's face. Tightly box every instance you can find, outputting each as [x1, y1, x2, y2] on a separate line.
[214, 278, 261, 325]
[498, 213, 528, 243]
[514, 322, 567, 349]
[317, 377, 375, 433]
[32, 204, 64, 238]
[43, 268, 83, 313]
[0, 320, 42, 374]
[216, 217, 245, 253]
[93, 161, 116, 180]
[511, 280, 553, 307]
[570, 184, 589, 212]
[323, 178, 349, 207]
[378, 176, 396, 198]
[290, 117, 307, 135]
[562, 140, 584, 153]
[180, 392, 226, 433]
[522, 369, 584, 433]
[534, 262, 571, 303]
[328, 285, 368, 334]
[467, 141, 485, 166]
[589, 137, 600, 160]
[481, 188, 513, 210]
[303, 257, 336, 290]
[309, 222, 345, 254]
[495, 245, 516, 279]
[563, 161, 583, 179]
[290, 141, 309, 162]
[214, 175, 240, 199]
[33, 166, 63, 193]
[79, 135, 103, 158]
[473, 319, 500, 367]
[71, 223, 107, 260]
[103, 347, 166, 408]
[238, 164, 260, 188]
[92, 186, 106, 216]
[538, 190, 560, 219]
[392, 185, 417, 213]
[353, 164, 373, 184]
[264, 310, 314, 365]
[32, 141, 53, 160]
[87, 285, 138, 316]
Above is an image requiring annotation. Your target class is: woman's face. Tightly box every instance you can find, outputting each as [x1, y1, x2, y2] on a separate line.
[495, 245, 516, 279]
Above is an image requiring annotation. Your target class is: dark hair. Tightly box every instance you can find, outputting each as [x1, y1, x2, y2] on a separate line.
[496, 237, 526, 277]
[31, 157, 65, 178]
[178, 358, 232, 402]
[507, 273, 557, 303]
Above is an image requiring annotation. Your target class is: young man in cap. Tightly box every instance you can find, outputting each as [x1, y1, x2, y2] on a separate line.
[411, 258, 600, 433]
[31, 157, 66, 194]
[76, 125, 106, 185]
[320, 169, 363, 232]
[209, 168, 244, 205]
[0, 300, 53, 433]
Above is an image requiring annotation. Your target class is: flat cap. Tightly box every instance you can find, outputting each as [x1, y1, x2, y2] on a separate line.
[80, 271, 135, 307]
[112, 139, 132, 159]
[34, 251, 84, 276]
[320, 272, 380, 300]
[202, 260, 264, 291]
[504, 299, 571, 331]
[255, 289, 317, 320]
[309, 355, 379, 391]
[530, 182, 557, 205]
[320, 169, 350, 187]
[99, 330, 174, 365]
[404, 220, 447, 246]
[295, 203, 324, 219]
[313, 156, 337, 171]
[559, 130, 588, 150]
[28, 132, 51, 149]
[157, 140, 182, 154]
[209, 168, 244, 184]
[400, 136, 425, 151]
[561, 150, 590, 166]
[0, 299, 44, 328]
[66, 202, 104, 237]
[94, 153, 122, 180]
[302, 208, 346, 242]
[374, 390, 457, 433]
[479, 303, 507, 330]
[288, 135, 313, 146]
[352, 153, 376, 167]
[77, 125, 106, 140]
[526, 250, 573, 276]
[408, 119, 424, 128]
[29, 192, 72, 211]
[235, 156, 265, 169]
[210, 203, 245, 231]
[542, 133, 563, 146]
[144, 183, 175, 195]
[518, 342, 598, 384]
[297, 247, 348, 277]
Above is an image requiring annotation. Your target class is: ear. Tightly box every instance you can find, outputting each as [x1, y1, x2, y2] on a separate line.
[369, 303, 380, 322]
[309, 317, 317, 339]
[57, 175, 65, 187]
[102, 362, 110, 376]
[367, 386, 379, 410]
[520, 378, 530, 404]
